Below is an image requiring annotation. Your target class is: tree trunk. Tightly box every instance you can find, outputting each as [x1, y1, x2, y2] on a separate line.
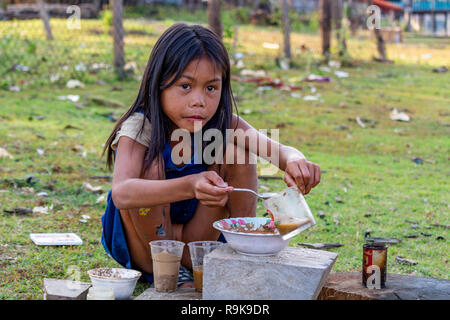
[281, 0, 291, 60]
[320, 0, 332, 61]
[113, 0, 125, 79]
[208, 0, 223, 39]
[36, 0, 53, 41]
[368, 0, 389, 62]
[332, 0, 347, 56]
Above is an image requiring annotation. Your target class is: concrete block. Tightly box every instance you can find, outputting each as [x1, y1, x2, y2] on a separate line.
[43, 278, 91, 300]
[318, 272, 450, 300]
[134, 287, 202, 300]
[203, 244, 338, 300]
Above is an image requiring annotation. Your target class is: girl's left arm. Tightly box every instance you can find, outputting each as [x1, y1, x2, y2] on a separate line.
[230, 114, 321, 194]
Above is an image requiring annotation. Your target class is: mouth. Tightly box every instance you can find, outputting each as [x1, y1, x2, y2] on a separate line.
[184, 115, 205, 122]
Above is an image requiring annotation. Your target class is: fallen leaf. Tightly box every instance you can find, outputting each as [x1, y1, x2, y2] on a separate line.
[4, 207, 33, 214]
[298, 242, 344, 249]
[396, 256, 417, 265]
[365, 237, 402, 244]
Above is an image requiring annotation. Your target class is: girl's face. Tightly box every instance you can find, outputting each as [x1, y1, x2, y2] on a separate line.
[161, 57, 222, 134]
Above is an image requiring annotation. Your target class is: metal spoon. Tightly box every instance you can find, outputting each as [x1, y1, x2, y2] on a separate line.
[214, 186, 277, 200]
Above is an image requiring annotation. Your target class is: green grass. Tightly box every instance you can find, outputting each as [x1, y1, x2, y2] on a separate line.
[0, 16, 449, 299]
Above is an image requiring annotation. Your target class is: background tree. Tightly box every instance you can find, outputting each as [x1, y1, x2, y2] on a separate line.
[208, 0, 223, 39]
[281, 0, 291, 61]
[320, 0, 332, 61]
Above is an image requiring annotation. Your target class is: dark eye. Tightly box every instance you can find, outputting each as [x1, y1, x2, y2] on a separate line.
[207, 86, 216, 92]
[181, 84, 191, 90]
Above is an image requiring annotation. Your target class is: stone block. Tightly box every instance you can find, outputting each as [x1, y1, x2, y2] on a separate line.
[318, 272, 450, 300]
[43, 278, 91, 300]
[203, 244, 338, 300]
[134, 287, 202, 300]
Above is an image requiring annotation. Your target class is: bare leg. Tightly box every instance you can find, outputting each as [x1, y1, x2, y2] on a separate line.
[180, 144, 258, 269]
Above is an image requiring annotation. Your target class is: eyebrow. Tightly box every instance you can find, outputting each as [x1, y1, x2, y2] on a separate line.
[180, 74, 221, 83]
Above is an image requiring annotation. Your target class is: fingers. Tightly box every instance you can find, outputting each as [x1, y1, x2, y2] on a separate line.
[311, 164, 321, 188]
[285, 160, 321, 194]
[283, 172, 296, 188]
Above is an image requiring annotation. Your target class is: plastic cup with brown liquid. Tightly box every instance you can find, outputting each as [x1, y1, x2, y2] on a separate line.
[187, 241, 223, 292]
[149, 240, 185, 292]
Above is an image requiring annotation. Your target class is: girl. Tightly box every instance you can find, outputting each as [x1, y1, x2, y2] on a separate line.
[101, 23, 321, 287]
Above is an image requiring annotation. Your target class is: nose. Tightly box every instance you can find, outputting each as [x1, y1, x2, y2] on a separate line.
[189, 90, 206, 108]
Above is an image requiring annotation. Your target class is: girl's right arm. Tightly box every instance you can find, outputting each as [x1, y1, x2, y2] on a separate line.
[111, 136, 232, 209]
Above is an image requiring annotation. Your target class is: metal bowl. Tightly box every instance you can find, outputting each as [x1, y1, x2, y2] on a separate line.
[213, 217, 290, 256]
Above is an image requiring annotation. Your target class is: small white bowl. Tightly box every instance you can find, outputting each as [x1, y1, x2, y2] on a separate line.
[87, 268, 141, 300]
[213, 217, 290, 256]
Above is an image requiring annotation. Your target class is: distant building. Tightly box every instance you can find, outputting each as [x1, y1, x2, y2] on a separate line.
[408, 0, 450, 36]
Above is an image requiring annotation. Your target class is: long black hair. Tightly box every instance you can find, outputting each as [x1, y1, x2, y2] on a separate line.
[103, 23, 239, 171]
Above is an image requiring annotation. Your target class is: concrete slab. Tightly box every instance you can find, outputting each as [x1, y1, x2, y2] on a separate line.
[202, 244, 338, 300]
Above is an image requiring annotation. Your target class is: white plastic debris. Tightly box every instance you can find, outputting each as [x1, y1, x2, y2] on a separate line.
[240, 69, 266, 77]
[58, 95, 80, 102]
[334, 70, 349, 78]
[390, 108, 410, 122]
[263, 42, 279, 50]
[66, 79, 85, 89]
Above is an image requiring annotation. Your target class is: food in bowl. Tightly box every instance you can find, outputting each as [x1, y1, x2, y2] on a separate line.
[213, 217, 290, 256]
[87, 268, 141, 300]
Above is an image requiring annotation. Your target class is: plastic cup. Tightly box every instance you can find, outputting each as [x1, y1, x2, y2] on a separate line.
[187, 241, 223, 292]
[149, 240, 185, 292]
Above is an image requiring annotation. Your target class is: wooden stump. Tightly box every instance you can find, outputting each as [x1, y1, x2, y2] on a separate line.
[318, 272, 450, 300]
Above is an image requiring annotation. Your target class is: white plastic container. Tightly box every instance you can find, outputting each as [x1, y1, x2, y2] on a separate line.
[87, 268, 141, 300]
[86, 286, 115, 300]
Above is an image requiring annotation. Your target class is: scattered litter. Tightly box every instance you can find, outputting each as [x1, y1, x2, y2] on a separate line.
[96, 194, 107, 203]
[36, 148, 45, 156]
[66, 79, 85, 89]
[0, 147, 13, 159]
[290, 92, 302, 98]
[436, 236, 445, 240]
[36, 192, 48, 197]
[3, 207, 32, 215]
[432, 66, 448, 73]
[124, 61, 138, 73]
[395, 256, 417, 265]
[334, 70, 349, 78]
[319, 66, 331, 73]
[420, 53, 432, 59]
[30, 233, 82, 246]
[318, 211, 325, 219]
[58, 95, 80, 102]
[32, 204, 52, 214]
[298, 242, 343, 249]
[82, 182, 103, 194]
[240, 69, 266, 78]
[302, 74, 330, 82]
[279, 59, 289, 70]
[328, 60, 341, 68]
[432, 223, 449, 229]
[235, 60, 245, 69]
[390, 108, 410, 122]
[420, 232, 432, 237]
[405, 234, 419, 239]
[411, 224, 419, 229]
[303, 95, 319, 101]
[335, 197, 344, 203]
[88, 95, 125, 108]
[49, 74, 60, 82]
[7, 86, 21, 92]
[336, 124, 349, 130]
[356, 116, 366, 128]
[74, 62, 87, 72]
[365, 237, 402, 244]
[412, 157, 423, 165]
[262, 42, 279, 50]
[14, 64, 30, 72]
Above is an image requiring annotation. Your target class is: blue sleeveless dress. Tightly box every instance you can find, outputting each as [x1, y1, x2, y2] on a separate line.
[101, 139, 226, 283]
